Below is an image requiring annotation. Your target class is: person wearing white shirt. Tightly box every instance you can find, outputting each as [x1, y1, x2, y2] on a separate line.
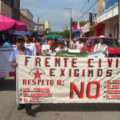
[94, 35, 108, 56]
[75, 39, 84, 52]
[55, 41, 67, 55]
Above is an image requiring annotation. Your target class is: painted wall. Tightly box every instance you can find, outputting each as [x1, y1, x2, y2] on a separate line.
[97, 0, 118, 15]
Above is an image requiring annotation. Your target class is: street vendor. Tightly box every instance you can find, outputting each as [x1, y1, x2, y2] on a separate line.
[9, 37, 32, 115]
[94, 35, 108, 57]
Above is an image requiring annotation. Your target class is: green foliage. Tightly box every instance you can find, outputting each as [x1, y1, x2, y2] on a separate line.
[48, 30, 70, 38]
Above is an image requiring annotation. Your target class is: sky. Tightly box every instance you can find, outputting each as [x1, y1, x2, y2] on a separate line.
[21, 0, 97, 31]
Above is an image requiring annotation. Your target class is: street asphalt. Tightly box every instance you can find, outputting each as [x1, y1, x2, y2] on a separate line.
[0, 78, 120, 120]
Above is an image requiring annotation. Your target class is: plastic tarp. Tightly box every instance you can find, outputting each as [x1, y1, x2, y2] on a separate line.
[9, 30, 32, 37]
[45, 35, 63, 39]
[15, 20, 27, 31]
[0, 14, 27, 31]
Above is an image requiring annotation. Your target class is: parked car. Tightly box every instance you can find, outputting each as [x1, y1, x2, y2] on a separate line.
[85, 37, 120, 57]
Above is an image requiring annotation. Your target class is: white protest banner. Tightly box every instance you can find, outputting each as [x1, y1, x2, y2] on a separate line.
[16, 55, 120, 104]
[0, 46, 16, 78]
[88, 52, 105, 58]
[0, 44, 36, 78]
[25, 43, 36, 56]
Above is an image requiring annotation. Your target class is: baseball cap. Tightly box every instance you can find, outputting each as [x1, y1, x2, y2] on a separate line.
[99, 35, 104, 39]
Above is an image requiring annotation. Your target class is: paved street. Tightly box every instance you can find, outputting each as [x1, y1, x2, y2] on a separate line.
[0, 78, 120, 120]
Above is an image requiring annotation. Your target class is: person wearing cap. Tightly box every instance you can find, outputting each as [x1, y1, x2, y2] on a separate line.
[9, 37, 32, 115]
[94, 35, 108, 56]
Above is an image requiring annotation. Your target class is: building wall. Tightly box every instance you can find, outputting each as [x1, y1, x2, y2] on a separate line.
[0, 0, 20, 20]
[20, 9, 33, 21]
[0, 1, 12, 18]
[12, 0, 20, 20]
[104, 16, 118, 38]
[97, 0, 118, 15]
[20, 13, 35, 31]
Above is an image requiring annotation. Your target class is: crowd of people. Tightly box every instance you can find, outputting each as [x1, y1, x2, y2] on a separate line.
[1, 34, 108, 115]
[0, 34, 108, 57]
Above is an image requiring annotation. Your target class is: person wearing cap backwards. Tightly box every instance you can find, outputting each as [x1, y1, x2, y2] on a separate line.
[9, 37, 32, 115]
[94, 35, 108, 57]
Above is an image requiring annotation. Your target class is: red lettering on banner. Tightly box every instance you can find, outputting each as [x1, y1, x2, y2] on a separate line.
[82, 69, 85, 77]
[35, 57, 41, 66]
[55, 58, 60, 67]
[44, 58, 50, 67]
[70, 82, 84, 99]
[87, 81, 100, 98]
[23, 88, 30, 91]
[23, 79, 27, 85]
[88, 59, 94, 67]
[64, 58, 69, 67]
[87, 69, 90, 77]
[107, 59, 113, 68]
[115, 59, 118, 68]
[49, 69, 52, 76]
[98, 59, 101, 68]
[24, 57, 31, 66]
[23, 93, 28, 97]
[24, 98, 28, 102]
[69, 69, 71, 77]
[44, 58, 47, 67]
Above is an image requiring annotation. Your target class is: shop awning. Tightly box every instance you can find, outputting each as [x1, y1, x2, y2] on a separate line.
[15, 20, 27, 31]
[91, 24, 105, 29]
[72, 26, 83, 32]
[0, 14, 27, 31]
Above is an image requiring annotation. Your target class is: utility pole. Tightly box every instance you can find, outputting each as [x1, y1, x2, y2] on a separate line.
[65, 8, 72, 41]
[118, 0, 120, 41]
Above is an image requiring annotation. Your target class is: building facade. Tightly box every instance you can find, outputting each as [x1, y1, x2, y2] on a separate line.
[0, 0, 20, 20]
[96, 0, 118, 38]
[20, 9, 35, 31]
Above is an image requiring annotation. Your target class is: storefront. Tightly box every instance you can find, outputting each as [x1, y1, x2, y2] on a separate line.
[90, 23, 105, 37]
[72, 26, 83, 38]
[97, 0, 118, 38]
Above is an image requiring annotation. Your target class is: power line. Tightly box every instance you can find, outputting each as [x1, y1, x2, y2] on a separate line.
[75, 0, 89, 21]
[77, 0, 98, 21]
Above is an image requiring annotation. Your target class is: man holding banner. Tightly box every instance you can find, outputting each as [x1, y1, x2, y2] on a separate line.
[94, 35, 108, 57]
[9, 37, 32, 115]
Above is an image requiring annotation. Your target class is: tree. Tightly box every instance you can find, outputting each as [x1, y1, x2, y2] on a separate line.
[47, 30, 70, 38]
